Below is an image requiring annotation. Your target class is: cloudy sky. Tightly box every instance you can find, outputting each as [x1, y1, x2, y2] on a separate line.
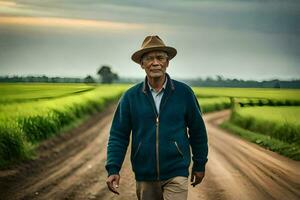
[0, 0, 299, 80]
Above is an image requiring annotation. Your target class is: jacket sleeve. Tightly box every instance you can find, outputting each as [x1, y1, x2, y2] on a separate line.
[105, 93, 132, 176]
[186, 89, 208, 172]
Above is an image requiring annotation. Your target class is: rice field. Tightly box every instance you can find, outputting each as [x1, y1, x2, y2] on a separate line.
[194, 87, 300, 160]
[194, 87, 300, 111]
[0, 83, 96, 104]
[230, 106, 300, 145]
[236, 106, 300, 126]
[0, 85, 126, 120]
[0, 83, 129, 167]
[193, 87, 300, 101]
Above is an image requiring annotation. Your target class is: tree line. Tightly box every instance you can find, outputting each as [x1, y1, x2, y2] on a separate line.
[0, 65, 119, 84]
[182, 76, 300, 88]
[1, 67, 299, 88]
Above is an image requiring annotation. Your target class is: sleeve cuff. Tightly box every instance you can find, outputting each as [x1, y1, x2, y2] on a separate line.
[192, 162, 206, 172]
[106, 165, 120, 176]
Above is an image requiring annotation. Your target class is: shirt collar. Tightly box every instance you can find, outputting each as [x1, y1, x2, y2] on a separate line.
[147, 75, 168, 93]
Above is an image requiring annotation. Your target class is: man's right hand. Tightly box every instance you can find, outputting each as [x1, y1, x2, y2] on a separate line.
[106, 174, 120, 195]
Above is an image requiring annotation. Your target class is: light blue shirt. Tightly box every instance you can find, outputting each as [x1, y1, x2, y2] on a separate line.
[148, 77, 167, 114]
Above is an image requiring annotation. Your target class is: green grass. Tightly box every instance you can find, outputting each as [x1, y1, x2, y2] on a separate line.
[193, 87, 300, 101]
[0, 83, 96, 104]
[235, 106, 300, 126]
[0, 83, 130, 168]
[198, 97, 232, 113]
[220, 122, 300, 161]
[0, 85, 128, 120]
[229, 106, 300, 146]
[193, 87, 300, 108]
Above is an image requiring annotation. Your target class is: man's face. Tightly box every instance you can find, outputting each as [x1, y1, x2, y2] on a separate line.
[140, 50, 169, 79]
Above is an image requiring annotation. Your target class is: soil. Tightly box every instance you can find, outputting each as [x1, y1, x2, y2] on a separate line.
[0, 104, 299, 200]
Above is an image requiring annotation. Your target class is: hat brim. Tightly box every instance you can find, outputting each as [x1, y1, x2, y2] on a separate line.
[131, 46, 177, 64]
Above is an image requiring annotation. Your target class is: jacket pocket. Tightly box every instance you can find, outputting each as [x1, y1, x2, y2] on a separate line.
[174, 141, 184, 158]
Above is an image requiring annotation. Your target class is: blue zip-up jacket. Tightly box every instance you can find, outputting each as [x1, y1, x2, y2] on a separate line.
[105, 73, 208, 181]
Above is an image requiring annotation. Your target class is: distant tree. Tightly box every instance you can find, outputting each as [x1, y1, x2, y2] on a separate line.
[216, 75, 224, 82]
[84, 75, 96, 83]
[274, 80, 281, 88]
[205, 76, 214, 82]
[97, 65, 119, 83]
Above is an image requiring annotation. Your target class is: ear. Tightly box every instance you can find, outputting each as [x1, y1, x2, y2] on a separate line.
[165, 60, 169, 68]
[140, 62, 145, 69]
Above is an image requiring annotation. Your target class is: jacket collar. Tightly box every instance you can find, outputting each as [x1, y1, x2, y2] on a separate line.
[142, 73, 175, 94]
[147, 76, 167, 93]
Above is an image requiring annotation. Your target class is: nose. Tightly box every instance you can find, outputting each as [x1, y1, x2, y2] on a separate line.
[152, 58, 160, 65]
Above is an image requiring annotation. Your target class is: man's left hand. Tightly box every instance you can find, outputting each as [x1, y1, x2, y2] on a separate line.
[190, 171, 205, 187]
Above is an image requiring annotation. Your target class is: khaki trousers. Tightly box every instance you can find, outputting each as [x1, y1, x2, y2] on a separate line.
[136, 176, 188, 200]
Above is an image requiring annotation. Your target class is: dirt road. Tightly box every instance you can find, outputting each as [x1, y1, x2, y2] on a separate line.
[0, 104, 299, 200]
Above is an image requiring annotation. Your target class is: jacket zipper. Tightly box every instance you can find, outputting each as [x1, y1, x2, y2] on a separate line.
[145, 86, 172, 180]
[156, 116, 160, 180]
[144, 92, 160, 180]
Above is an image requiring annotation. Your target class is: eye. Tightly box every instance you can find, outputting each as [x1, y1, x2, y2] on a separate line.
[151, 57, 156, 61]
[144, 56, 153, 62]
[157, 56, 164, 60]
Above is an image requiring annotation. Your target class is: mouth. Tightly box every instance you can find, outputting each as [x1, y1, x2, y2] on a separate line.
[150, 69, 161, 73]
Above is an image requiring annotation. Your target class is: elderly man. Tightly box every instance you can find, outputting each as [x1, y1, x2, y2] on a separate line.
[105, 35, 208, 200]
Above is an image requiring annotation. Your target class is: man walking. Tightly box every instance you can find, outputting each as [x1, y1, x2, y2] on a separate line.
[105, 35, 208, 200]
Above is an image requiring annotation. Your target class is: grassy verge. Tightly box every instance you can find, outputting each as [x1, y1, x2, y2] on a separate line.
[230, 109, 300, 145]
[0, 111, 92, 167]
[0, 98, 119, 168]
[220, 121, 300, 161]
[0, 85, 128, 168]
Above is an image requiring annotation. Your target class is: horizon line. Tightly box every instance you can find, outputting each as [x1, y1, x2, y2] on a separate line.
[1, 74, 299, 82]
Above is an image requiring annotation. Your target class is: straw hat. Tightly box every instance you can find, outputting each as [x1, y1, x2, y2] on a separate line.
[131, 35, 177, 64]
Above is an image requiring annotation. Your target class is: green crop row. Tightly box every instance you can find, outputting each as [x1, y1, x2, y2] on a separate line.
[198, 97, 232, 113]
[0, 83, 96, 104]
[0, 85, 128, 167]
[229, 107, 300, 145]
[193, 87, 300, 101]
[236, 98, 300, 107]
